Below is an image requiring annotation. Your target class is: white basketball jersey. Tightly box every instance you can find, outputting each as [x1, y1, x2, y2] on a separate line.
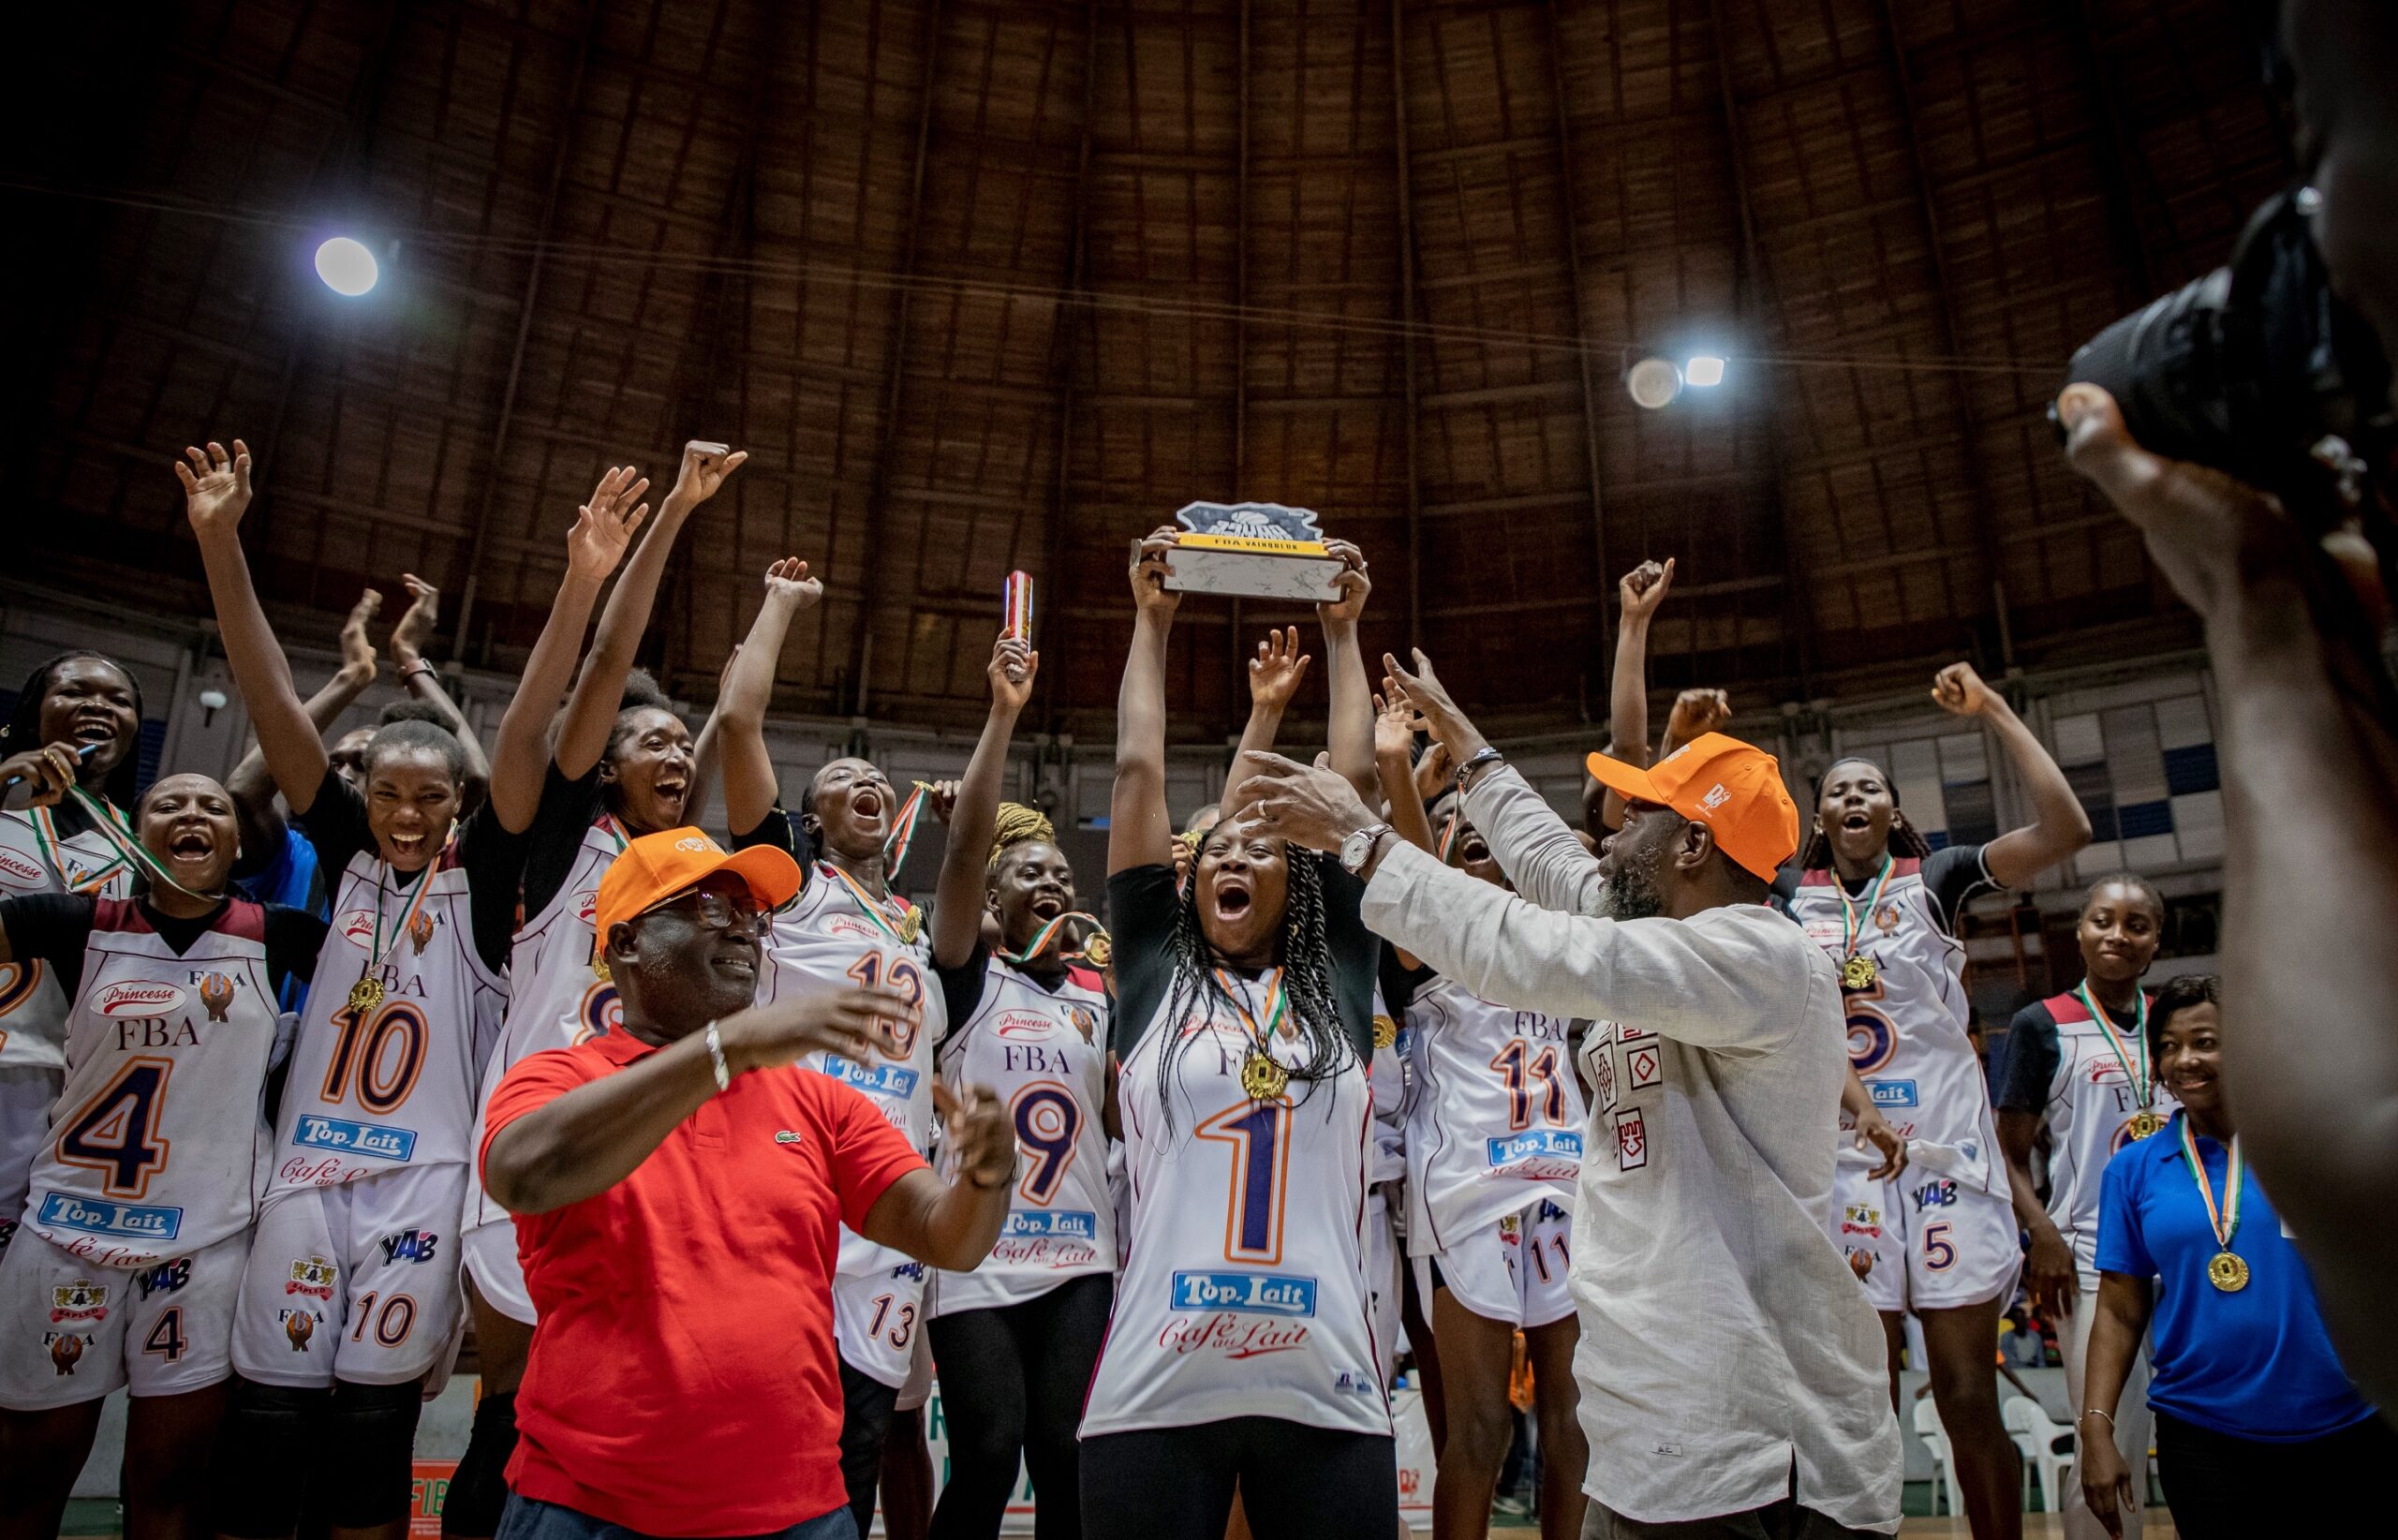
[466, 818, 627, 1230]
[1080, 971, 1391, 1438]
[265, 851, 506, 1196]
[1368, 988, 1407, 1190]
[1790, 860, 2008, 1198]
[0, 808, 139, 1072]
[26, 900, 281, 1266]
[2034, 991, 2180, 1272]
[1399, 976, 1582, 1253]
[757, 864, 944, 1280]
[931, 956, 1114, 1316]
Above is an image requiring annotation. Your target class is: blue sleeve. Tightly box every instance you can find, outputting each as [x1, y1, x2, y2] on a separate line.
[2094, 1148, 2154, 1277]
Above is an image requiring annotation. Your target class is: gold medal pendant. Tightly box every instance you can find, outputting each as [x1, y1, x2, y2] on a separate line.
[348, 975, 386, 1014]
[1841, 955, 1877, 991]
[1080, 931, 1112, 969]
[2126, 1110, 2164, 1141]
[1372, 1014, 1399, 1051]
[1240, 1051, 1290, 1103]
[897, 907, 923, 945]
[2208, 1250, 2250, 1292]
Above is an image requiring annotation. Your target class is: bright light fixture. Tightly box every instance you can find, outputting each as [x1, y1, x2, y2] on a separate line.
[1685, 354, 1727, 388]
[314, 237, 379, 296]
[1625, 358, 1683, 410]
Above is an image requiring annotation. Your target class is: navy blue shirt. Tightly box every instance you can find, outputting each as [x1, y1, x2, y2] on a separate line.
[2096, 1111, 2376, 1440]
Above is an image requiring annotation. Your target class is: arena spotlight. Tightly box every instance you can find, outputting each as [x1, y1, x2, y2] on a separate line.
[1625, 357, 1683, 410]
[314, 236, 379, 297]
[1685, 354, 1727, 388]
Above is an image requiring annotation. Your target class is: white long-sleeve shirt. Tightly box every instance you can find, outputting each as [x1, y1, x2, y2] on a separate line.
[1359, 766, 1902, 1533]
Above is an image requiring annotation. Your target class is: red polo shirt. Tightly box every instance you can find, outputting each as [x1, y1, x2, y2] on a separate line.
[482, 1030, 925, 1534]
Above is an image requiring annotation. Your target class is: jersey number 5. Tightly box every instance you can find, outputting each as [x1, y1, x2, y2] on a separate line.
[58, 1056, 173, 1197]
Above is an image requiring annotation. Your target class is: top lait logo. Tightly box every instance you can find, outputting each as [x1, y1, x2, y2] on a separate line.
[1176, 501, 1325, 543]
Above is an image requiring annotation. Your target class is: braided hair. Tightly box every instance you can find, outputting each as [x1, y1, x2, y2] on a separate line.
[988, 802, 1056, 868]
[3, 651, 144, 808]
[1796, 756, 1933, 871]
[1157, 830, 1354, 1129]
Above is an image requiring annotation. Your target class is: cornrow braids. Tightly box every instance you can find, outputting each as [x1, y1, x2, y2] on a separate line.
[1796, 807, 1933, 873]
[988, 802, 1057, 869]
[1156, 841, 1355, 1132]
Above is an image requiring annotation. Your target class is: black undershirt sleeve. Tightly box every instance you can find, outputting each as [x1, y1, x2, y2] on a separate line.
[0, 895, 99, 997]
[292, 768, 376, 881]
[1920, 842, 1995, 932]
[519, 763, 604, 924]
[933, 940, 993, 1034]
[1995, 1001, 2063, 1116]
[1316, 857, 1377, 1061]
[1378, 944, 1431, 1020]
[457, 809, 530, 975]
[263, 906, 331, 997]
[1104, 865, 1183, 1059]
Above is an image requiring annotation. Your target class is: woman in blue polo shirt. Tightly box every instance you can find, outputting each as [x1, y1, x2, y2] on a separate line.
[2078, 975, 2392, 1537]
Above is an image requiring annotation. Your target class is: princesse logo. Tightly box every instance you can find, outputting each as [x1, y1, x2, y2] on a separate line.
[0, 847, 45, 885]
[95, 981, 186, 1018]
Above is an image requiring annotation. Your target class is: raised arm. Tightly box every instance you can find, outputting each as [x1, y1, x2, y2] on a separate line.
[1230, 625, 1311, 785]
[486, 466, 651, 832]
[1110, 529, 1182, 876]
[717, 558, 823, 838]
[1315, 540, 1377, 802]
[857, 1082, 1016, 1271]
[1932, 662, 2093, 888]
[932, 636, 1037, 969]
[182, 439, 335, 813]
[1373, 684, 1437, 857]
[387, 574, 489, 799]
[229, 589, 378, 866]
[1590, 559, 1671, 835]
[555, 443, 747, 780]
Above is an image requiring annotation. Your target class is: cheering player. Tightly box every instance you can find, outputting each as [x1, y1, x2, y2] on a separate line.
[180, 439, 537, 1540]
[718, 569, 949, 1539]
[1078, 528, 1395, 1540]
[0, 775, 324, 1539]
[1781, 660, 2091, 1540]
[0, 648, 147, 1251]
[924, 633, 1114, 1540]
[1997, 875, 2172, 1540]
[446, 448, 749, 1540]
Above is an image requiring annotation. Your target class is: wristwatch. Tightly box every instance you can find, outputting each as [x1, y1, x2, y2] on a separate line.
[1455, 746, 1504, 790]
[1340, 822, 1393, 876]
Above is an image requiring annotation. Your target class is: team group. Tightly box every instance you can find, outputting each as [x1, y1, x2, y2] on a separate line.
[0, 434, 2334, 1540]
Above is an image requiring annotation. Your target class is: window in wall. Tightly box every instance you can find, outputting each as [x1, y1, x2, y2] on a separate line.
[2052, 694, 2221, 877]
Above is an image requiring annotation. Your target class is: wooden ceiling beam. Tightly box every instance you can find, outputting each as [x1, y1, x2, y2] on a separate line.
[846, 0, 950, 718]
[451, 0, 607, 662]
[1228, 0, 1251, 721]
[1388, 0, 1424, 640]
[1871, 0, 2019, 668]
[1040, 0, 1100, 737]
[2063, 0, 2161, 304]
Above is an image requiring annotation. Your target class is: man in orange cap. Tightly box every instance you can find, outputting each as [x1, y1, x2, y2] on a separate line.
[1234, 651, 1902, 1539]
[479, 828, 1016, 1540]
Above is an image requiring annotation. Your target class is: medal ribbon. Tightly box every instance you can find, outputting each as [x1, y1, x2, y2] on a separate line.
[1212, 967, 1288, 1053]
[2177, 1116, 2243, 1255]
[1001, 911, 1102, 967]
[2075, 983, 2154, 1113]
[1838, 852, 1897, 962]
[54, 790, 213, 900]
[881, 783, 931, 881]
[1436, 810, 1459, 864]
[822, 860, 913, 944]
[361, 834, 454, 985]
[594, 812, 630, 854]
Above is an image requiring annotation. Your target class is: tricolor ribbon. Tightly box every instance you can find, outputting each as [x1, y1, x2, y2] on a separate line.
[1435, 810, 1459, 864]
[2076, 982, 2154, 1116]
[1838, 851, 1897, 965]
[821, 860, 917, 945]
[48, 789, 214, 901]
[881, 782, 932, 881]
[363, 833, 456, 977]
[1213, 966, 1288, 1051]
[1000, 911, 1103, 967]
[2178, 1114, 2243, 1255]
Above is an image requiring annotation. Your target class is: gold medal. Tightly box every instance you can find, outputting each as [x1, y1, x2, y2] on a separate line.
[1841, 955, 1877, 991]
[2208, 1251, 2249, 1292]
[898, 906, 923, 945]
[348, 974, 386, 1014]
[2126, 1110, 2165, 1141]
[1080, 931, 1112, 969]
[1372, 1014, 1399, 1051]
[1240, 1051, 1290, 1103]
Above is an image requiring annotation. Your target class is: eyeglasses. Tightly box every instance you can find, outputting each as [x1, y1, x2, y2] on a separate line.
[643, 888, 771, 937]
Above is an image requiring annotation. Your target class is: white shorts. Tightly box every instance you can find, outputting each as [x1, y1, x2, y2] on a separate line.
[231, 1165, 468, 1386]
[0, 1066, 61, 1251]
[1427, 1199, 1573, 1329]
[895, 1328, 935, 1413]
[461, 1219, 535, 1325]
[1835, 1162, 2021, 1313]
[1366, 1188, 1402, 1382]
[834, 1257, 930, 1389]
[0, 1228, 246, 1409]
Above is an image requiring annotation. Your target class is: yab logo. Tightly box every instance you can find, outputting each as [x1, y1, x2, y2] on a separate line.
[198, 972, 235, 1022]
[1698, 782, 1731, 813]
[380, 1229, 440, 1265]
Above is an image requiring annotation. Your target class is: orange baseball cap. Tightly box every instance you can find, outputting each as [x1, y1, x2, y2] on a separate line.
[1583, 732, 1799, 881]
[592, 826, 804, 948]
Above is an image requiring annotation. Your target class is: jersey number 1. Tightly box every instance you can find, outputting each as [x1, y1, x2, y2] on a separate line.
[1196, 1100, 1291, 1265]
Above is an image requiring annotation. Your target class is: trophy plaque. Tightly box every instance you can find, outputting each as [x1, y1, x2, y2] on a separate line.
[1149, 501, 1344, 602]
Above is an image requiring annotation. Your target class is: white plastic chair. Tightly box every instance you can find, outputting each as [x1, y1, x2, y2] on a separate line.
[2003, 1395, 2076, 1513]
[1914, 1397, 1961, 1518]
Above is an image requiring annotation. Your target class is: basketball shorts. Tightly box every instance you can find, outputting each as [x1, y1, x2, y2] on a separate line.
[231, 1164, 468, 1387]
[0, 1066, 61, 1251]
[1427, 1199, 1573, 1329]
[1835, 1161, 2020, 1313]
[1365, 1188, 1402, 1381]
[835, 1255, 931, 1390]
[462, 1219, 535, 1325]
[0, 1228, 246, 1408]
[895, 1327, 934, 1414]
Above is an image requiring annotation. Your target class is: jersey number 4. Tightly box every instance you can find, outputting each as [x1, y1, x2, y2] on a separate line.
[1196, 1099, 1291, 1265]
[58, 1056, 174, 1197]
[320, 1000, 429, 1113]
